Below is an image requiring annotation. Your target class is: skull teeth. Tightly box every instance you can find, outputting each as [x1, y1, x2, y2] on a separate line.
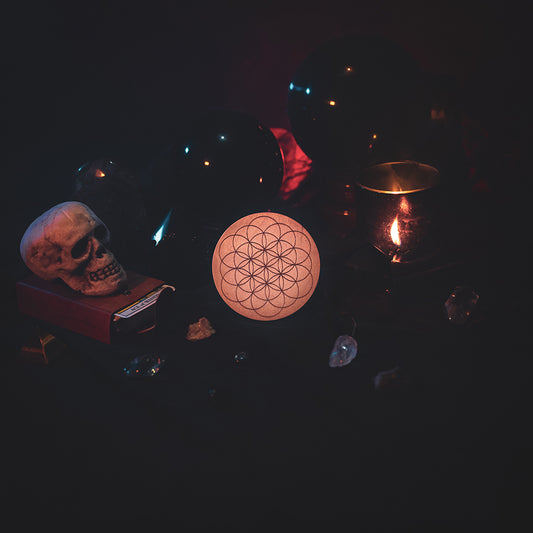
[89, 260, 121, 282]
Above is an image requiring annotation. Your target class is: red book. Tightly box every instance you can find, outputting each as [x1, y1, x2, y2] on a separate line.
[16, 271, 174, 344]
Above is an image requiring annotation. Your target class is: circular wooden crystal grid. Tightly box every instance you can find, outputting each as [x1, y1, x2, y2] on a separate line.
[212, 212, 320, 321]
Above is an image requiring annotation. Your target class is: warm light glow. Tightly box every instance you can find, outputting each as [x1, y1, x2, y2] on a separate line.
[345, 66, 352, 72]
[95, 169, 105, 178]
[400, 196, 410, 214]
[259, 177, 263, 184]
[391, 216, 401, 246]
[204, 160, 210, 166]
[372, 133, 377, 140]
[356, 161, 440, 195]
[431, 108, 446, 121]
[212, 212, 320, 321]
[343, 210, 349, 216]
[328, 100, 336, 106]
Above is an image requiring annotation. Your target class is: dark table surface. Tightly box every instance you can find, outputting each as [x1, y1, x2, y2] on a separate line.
[3, 2, 531, 528]
[5, 189, 531, 528]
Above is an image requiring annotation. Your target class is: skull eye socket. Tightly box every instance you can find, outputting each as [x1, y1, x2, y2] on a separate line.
[71, 236, 89, 259]
[94, 224, 109, 242]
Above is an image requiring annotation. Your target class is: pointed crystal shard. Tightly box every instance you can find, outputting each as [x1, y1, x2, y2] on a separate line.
[328, 334, 358, 368]
[373, 366, 401, 391]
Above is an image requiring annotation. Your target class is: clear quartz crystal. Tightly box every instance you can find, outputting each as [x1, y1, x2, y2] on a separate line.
[329, 334, 358, 368]
[373, 366, 401, 390]
[123, 354, 165, 377]
[445, 286, 479, 325]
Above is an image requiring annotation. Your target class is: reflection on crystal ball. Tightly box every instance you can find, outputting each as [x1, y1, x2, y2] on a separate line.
[72, 158, 151, 267]
[149, 207, 222, 288]
[287, 34, 432, 170]
[164, 109, 284, 224]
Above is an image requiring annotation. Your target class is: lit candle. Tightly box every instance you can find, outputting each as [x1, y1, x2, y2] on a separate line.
[355, 161, 441, 264]
[390, 215, 401, 262]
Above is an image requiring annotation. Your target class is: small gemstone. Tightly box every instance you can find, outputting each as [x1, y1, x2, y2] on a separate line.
[123, 354, 165, 377]
[233, 351, 249, 365]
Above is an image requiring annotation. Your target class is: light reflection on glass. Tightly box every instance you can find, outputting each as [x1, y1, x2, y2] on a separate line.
[152, 209, 172, 245]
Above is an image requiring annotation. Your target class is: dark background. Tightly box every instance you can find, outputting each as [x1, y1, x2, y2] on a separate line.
[3, 1, 531, 528]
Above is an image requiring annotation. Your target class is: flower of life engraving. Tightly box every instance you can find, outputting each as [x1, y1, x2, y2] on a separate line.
[212, 212, 320, 321]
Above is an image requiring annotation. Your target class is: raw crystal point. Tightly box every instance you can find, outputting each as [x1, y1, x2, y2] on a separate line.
[445, 286, 479, 325]
[186, 317, 216, 341]
[123, 354, 165, 378]
[329, 334, 358, 368]
[373, 366, 401, 391]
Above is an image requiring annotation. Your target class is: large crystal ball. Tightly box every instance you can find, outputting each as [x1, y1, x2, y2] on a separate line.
[287, 34, 432, 171]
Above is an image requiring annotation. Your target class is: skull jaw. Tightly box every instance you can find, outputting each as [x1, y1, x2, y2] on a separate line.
[61, 266, 128, 296]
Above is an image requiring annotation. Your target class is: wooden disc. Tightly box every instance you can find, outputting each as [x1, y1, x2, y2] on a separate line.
[212, 212, 320, 321]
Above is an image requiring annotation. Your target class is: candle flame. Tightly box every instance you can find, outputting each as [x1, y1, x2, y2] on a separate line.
[391, 216, 401, 246]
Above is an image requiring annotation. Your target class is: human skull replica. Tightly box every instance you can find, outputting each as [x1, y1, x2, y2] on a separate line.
[20, 201, 127, 296]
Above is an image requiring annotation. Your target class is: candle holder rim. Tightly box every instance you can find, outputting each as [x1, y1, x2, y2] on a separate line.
[355, 160, 440, 195]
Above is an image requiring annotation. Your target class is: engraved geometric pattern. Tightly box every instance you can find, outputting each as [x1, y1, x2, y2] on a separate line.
[212, 213, 320, 320]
